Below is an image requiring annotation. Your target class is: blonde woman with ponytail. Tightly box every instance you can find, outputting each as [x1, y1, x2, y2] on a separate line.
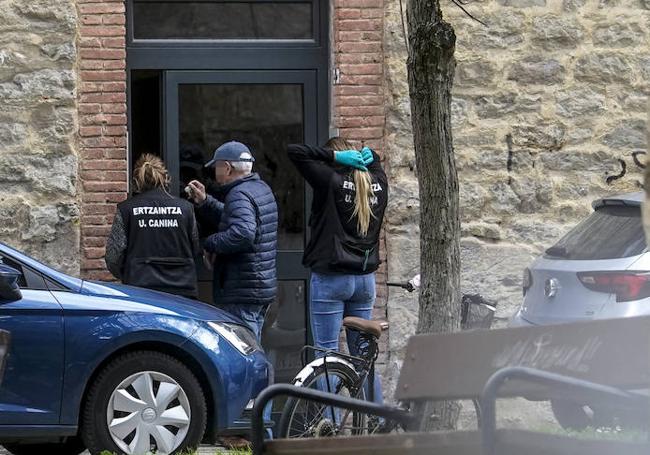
[287, 137, 389, 406]
[105, 153, 200, 298]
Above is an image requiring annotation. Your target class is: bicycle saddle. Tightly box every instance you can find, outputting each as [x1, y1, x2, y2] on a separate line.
[342, 317, 386, 338]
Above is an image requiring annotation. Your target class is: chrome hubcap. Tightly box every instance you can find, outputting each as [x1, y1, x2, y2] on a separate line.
[107, 371, 191, 455]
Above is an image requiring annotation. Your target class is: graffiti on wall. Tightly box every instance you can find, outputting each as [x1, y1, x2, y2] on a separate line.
[605, 151, 646, 187]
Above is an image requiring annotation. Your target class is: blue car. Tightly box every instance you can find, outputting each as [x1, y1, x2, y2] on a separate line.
[0, 242, 270, 455]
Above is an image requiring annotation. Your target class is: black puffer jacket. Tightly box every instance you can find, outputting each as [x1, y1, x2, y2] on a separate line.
[197, 173, 278, 306]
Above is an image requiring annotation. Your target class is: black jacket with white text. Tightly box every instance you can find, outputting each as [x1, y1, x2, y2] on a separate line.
[106, 188, 200, 297]
[287, 144, 388, 275]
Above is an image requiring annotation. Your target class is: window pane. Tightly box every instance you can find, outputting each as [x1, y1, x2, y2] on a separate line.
[177, 83, 305, 250]
[547, 206, 645, 260]
[133, 2, 313, 40]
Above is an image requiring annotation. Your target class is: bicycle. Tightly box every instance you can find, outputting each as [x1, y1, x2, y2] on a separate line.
[275, 275, 421, 439]
[276, 315, 391, 438]
[276, 275, 497, 439]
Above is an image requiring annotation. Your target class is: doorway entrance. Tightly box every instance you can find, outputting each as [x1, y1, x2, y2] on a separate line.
[166, 70, 317, 384]
[127, 0, 329, 387]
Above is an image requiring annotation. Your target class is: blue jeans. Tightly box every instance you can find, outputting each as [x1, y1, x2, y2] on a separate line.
[310, 272, 384, 405]
[215, 303, 268, 340]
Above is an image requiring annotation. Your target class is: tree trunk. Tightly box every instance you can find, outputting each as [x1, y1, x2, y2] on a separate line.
[406, 0, 461, 431]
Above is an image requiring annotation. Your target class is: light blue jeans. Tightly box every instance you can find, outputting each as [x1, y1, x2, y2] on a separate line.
[215, 303, 268, 340]
[310, 272, 384, 405]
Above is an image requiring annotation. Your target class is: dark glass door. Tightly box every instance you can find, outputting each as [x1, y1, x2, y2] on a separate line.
[164, 70, 316, 384]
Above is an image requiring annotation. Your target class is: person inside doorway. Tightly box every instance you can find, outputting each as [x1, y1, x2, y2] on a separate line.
[287, 138, 389, 406]
[186, 141, 278, 339]
[105, 154, 200, 298]
[187, 141, 278, 447]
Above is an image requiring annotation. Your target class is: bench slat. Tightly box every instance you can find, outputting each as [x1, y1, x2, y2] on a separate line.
[396, 316, 650, 401]
[265, 430, 649, 455]
[500, 429, 650, 455]
[265, 431, 480, 455]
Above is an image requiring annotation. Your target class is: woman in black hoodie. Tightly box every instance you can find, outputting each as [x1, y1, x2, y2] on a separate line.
[287, 137, 388, 403]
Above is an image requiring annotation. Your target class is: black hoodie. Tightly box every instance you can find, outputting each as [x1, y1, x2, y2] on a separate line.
[287, 144, 388, 275]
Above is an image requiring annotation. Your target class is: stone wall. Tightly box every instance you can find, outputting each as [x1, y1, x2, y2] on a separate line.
[383, 0, 649, 402]
[0, 0, 80, 273]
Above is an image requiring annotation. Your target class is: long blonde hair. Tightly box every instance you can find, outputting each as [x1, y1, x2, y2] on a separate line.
[133, 153, 170, 194]
[326, 137, 376, 237]
[352, 170, 375, 237]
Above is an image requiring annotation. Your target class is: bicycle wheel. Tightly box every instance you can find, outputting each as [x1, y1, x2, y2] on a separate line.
[277, 359, 367, 438]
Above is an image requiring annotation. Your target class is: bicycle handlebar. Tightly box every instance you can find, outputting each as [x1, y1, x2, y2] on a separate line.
[386, 274, 420, 293]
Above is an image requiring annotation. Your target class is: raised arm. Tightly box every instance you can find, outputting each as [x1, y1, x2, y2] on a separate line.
[287, 144, 336, 191]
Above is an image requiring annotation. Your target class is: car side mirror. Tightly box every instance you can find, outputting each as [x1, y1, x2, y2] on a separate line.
[0, 265, 22, 302]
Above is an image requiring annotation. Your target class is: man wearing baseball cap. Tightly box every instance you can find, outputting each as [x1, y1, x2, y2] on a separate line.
[188, 141, 277, 446]
[187, 141, 278, 338]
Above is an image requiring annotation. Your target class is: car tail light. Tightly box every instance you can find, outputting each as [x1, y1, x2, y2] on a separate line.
[577, 272, 650, 302]
[523, 268, 532, 296]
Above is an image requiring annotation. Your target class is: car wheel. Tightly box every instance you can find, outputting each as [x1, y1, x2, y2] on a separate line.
[2, 437, 85, 455]
[81, 351, 207, 455]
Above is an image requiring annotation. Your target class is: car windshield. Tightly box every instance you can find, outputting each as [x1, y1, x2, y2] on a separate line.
[546, 205, 646, 260]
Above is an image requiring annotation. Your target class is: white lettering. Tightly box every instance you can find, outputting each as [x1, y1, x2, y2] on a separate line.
[342, 181, 383, 193]
[132, 206, 182, 216]
[147, 219, 179, 228]
[492, 334, 603, 374]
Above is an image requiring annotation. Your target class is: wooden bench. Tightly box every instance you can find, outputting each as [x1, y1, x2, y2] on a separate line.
[252, 315, 650, 455]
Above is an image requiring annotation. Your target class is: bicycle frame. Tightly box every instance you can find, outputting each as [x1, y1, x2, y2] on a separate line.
[294, 329, 381, 434]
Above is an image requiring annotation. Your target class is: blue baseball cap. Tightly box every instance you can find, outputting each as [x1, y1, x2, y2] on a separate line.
[204, 141, 255, 168]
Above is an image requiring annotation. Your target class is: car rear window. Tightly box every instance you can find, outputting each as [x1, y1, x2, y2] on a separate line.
[546, 205, 646, 260]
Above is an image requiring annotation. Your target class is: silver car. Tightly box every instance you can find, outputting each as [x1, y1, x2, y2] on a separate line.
[510, 191, 647, 428]
[511, 191, 648, 327]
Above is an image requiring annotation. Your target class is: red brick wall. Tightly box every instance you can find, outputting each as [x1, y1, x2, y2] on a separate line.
[333, 0, 385, 152]
[78, 0, 128, 281]
[332, 0, 388, 362]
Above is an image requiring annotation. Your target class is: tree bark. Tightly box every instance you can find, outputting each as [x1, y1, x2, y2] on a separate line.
[406, 0, 461, 431]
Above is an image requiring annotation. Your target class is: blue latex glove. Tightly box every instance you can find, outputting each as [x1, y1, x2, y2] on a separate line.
[361, 146, 374, 166]
[334, 150, 367, 171]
